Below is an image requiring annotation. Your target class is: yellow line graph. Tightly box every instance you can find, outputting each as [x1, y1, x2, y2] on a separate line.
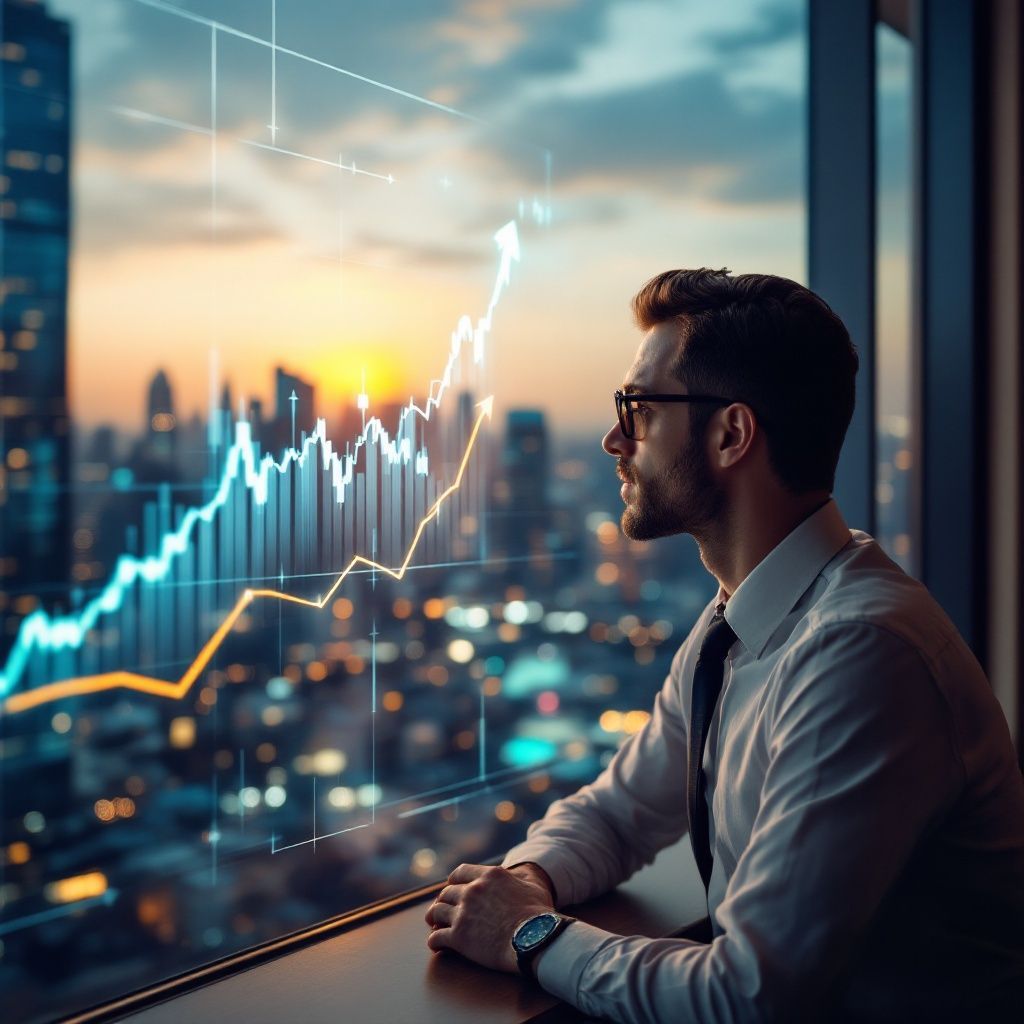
[4, 398, 494, 715]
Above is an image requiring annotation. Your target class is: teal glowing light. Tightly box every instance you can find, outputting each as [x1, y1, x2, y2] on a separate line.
[500, 736, 557, 767]
[502, 655, 570, 699]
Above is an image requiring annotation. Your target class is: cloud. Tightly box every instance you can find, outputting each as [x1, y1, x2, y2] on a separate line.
[75, 177, 287, 254]
[503, 66, 803, 205]
[449, 1, 614, 96]
[700, 0, 803, 56]
[57, 0, 803, 260]
[58, 0, 613, 142]
[348, 230, 490, 269]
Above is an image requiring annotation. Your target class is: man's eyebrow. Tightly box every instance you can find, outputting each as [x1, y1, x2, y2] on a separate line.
[621, 383, 649, 395]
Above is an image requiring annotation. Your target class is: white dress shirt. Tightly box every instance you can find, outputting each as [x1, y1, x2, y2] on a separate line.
[503, 499, 1024, 1022]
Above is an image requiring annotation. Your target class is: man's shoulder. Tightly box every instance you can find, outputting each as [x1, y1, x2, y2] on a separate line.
[766, 540, 996, 756]
[768, 540, 1020, 796]
[797, 536, 975, 683]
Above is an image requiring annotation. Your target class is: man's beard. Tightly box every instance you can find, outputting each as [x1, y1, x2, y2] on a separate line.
[619, 433, 725, 541]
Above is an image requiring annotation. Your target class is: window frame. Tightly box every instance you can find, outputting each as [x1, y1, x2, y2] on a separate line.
[809, 0, 988, 656]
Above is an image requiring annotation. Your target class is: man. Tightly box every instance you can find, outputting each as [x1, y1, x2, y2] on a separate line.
[424, 270, 1024, 1021]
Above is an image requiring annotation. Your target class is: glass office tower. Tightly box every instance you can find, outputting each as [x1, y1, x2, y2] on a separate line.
[0, 0, 72, 656]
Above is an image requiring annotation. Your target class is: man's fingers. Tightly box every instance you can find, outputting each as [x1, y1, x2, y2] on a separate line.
[435, 883, 465, 905]
[424, 883, 465, 924]
[425, 901, 455, 927]
[448, 862, 493, 884]
[426, 926, 453, 952]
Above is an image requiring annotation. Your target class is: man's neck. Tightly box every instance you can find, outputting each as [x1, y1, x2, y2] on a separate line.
[698, 492, 832, 598]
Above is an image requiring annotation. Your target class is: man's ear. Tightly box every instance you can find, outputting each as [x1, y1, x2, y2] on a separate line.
[714, 403, 758, 469]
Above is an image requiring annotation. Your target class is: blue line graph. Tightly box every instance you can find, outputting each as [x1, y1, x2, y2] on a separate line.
[0, 220, 520, 704]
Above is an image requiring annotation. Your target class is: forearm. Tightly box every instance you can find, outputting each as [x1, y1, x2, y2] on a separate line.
[535, 924, 755, 1024]
[492, 626, 706, 907]
[503, 667, 692, 905]
[501, 786, 652, 904]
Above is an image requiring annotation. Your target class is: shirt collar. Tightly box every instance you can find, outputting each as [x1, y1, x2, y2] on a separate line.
[717, 499, 853, 660]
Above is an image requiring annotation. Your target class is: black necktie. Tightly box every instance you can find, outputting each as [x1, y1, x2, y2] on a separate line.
[687, 603, 737, 895]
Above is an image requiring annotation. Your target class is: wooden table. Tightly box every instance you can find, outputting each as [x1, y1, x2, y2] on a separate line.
[125, 841, 705, 1024]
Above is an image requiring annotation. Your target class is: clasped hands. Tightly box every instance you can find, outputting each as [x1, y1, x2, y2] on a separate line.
[425, 861, 556, 973]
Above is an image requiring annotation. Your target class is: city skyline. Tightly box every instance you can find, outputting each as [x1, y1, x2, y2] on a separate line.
[47, 0, 813, 434]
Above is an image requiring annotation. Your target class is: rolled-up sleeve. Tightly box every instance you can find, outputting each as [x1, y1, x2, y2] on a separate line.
[502, 631, 699, 906]
[528, 623, 964, 1022]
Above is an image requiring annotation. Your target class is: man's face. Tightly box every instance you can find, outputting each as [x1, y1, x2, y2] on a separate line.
[601, 322, 726, 541]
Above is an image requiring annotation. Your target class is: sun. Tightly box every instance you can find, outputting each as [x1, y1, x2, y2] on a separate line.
[311, 349, 408, 411]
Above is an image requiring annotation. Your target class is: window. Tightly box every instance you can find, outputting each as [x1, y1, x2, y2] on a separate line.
[874, 19, 916, 574]
[0, 2, 806, 1020]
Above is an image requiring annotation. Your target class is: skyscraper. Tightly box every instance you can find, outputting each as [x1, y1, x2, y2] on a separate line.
[129, 367, 179, 486]
[145, 368, 177, 464]
[496, 409, 549, 565]
[0, 0, 72, 652]
[249, 396, 265, 446]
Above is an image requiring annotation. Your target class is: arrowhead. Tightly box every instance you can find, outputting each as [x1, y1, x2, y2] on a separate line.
[477, 395, 495, 419]
[493, 220, 520, 262]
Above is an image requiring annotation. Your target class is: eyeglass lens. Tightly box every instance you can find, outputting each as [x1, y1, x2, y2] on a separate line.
[617, 394, 643, 440]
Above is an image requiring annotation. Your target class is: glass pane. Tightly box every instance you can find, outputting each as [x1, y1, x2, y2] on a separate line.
[0, 2, 806, 1019]
[875, 21, 916, 572]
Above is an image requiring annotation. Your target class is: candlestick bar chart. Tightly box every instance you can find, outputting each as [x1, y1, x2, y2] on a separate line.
[1, 222, 517, 715]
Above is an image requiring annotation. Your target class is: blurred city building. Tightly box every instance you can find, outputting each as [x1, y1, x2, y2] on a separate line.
[132, 368, 177, 478]
[495, 409, 549, 570]
[0, 0, 72, 653]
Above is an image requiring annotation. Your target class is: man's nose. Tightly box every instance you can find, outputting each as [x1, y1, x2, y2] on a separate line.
[602, 420, 630, 457]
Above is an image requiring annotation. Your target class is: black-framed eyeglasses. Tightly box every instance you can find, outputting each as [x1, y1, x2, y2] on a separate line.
[614, 389, 733, 441]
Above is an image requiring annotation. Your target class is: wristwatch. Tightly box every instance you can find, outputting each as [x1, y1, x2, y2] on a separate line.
[511, 912, 576, 978]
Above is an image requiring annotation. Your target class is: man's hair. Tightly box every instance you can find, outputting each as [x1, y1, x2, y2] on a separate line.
[631, 268, 859, 494]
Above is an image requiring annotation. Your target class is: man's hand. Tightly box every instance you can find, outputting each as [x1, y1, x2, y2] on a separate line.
[506, 861, 557, 902]
[425, 863, 555, 973]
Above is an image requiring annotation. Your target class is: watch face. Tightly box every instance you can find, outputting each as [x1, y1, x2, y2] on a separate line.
[514, 913, 558, 952]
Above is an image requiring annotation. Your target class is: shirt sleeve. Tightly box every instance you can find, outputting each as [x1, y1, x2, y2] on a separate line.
[531, 622, 964, 1022]
[502, 633, 697, 907]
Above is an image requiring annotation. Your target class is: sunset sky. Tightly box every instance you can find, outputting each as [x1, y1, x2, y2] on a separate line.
[48, 0, 905, 441]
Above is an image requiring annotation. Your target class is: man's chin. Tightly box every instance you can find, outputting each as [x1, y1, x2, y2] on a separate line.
[621, 506, 678, 542]
[620, 513, 646, 541]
